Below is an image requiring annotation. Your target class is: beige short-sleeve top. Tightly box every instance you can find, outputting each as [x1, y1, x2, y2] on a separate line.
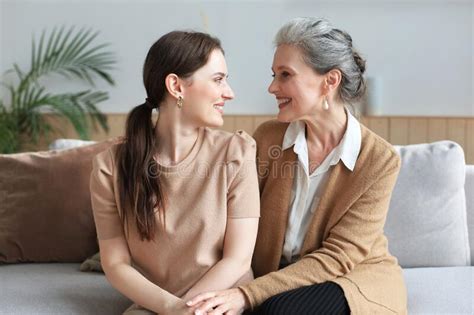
[90, 128, 260, 297]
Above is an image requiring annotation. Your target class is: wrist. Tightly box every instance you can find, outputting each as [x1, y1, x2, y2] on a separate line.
[237, 288, 251, 309]
[161, 296, 183, 313]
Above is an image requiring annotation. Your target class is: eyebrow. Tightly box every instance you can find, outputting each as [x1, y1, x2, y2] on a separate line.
[271, 65, 294, 72]
[213, 72, 229, 78]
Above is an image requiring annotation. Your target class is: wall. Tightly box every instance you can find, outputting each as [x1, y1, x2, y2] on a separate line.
[0, 0, 4, 82]
[1, 0, 473, 115]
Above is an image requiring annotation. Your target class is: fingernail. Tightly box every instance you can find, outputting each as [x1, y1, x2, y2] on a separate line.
[186, 301, 192, 306]
[194, 311, 202, 315]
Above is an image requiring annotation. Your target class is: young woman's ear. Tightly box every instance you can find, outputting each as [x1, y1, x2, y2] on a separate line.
[164, 73, 183, 99]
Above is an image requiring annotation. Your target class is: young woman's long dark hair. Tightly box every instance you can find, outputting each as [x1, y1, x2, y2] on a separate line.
[116, 31, 223, 241]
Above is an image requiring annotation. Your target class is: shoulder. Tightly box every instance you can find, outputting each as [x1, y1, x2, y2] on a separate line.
[204, 128, 256, 164]
[227, 130, 256, 163]
[92, 138, 124, 174]
[358, 124, 401, 172]
[204, 127, 256, 151]
[253, 119, 289, 147]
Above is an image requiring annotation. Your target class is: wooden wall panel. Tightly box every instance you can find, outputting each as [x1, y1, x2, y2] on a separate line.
[427, 118, 448, 142]
[253, 115, 275, 132]
[366, 116, 473, 164]
[447, 119, 466, 149]
[368, 118, 389, 141]
[408, 118, 428, 144]
[232, 116, 255, 135]
[20, 114, 474, 165]
[94, 114, 127, 141]
[389, 118, 409, 145]
[221, 116, 236, 133]
[467, 120, 474, 165]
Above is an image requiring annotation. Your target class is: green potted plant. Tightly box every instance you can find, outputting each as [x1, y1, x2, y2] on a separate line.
[0, 26, 116, 153]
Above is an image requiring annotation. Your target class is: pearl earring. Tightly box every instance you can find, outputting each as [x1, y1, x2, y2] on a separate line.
[323, 97, 329, 110]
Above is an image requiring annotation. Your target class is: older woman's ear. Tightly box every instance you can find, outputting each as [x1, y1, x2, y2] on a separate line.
[325, 69, 342, 92]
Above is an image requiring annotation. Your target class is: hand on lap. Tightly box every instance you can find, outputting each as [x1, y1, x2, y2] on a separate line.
[186, 288, 248, 315]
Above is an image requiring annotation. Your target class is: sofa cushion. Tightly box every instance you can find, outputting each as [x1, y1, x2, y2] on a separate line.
[0, 139, 119, 263]
[466, 165, 474, 265]
[0, 263, 131, 314]
[402, 266, 473, 314]
[385, 141, 470, 267]
[49, 138, 97, 151]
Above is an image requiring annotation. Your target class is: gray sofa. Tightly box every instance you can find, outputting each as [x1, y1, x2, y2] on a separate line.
[389, 142, 473, 314]
[0, 140, 473, 314]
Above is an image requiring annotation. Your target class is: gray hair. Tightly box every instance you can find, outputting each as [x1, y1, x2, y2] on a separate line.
[275, 17, 366, 104]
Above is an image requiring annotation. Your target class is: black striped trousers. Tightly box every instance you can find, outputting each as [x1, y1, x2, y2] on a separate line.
[247, 282, 350, 315]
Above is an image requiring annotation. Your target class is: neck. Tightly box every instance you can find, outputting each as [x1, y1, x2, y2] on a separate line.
[303, 105, 348, 154]
[154, 103, 199, 165]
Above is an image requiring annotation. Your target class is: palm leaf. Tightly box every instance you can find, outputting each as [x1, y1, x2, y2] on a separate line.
[0, 101, 20, 153]
[21, 87, 110, 140]
[79, 91, 109, 132]
[0, 25, 115, 152]
[18, 26, 116, 92]
[13, 64, 24, 81]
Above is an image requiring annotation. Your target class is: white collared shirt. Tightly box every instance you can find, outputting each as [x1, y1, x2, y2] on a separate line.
[281, 108, 362, 264]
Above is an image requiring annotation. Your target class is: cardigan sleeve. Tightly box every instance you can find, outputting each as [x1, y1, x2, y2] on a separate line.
[252, 121, 278, 193]
[239, 151, 401, 308]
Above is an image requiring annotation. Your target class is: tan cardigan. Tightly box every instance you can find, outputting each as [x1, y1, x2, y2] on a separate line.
[239, 120, 407, 314]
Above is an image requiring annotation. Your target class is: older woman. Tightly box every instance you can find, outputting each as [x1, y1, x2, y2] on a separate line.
[188, 18, 407, 315]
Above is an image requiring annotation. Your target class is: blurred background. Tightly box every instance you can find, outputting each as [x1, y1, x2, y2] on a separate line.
[0, 0, 473, 160]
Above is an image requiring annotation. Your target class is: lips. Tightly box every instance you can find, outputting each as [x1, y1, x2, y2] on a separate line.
[277, 97, 291, 109]
[213, 103, 224, 114]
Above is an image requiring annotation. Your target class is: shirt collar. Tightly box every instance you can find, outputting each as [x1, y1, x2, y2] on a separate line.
[338, 108, 361, 171]
[282, 120, 305, 151]
[281, 107, 361, 172]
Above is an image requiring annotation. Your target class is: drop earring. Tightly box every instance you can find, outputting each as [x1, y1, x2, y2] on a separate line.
[323, 97, 329, 110]
[177, 95, 183, 109]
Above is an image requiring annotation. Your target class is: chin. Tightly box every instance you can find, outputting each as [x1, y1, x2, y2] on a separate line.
[277, 111, 293, 123]
[203, 116, 224, 128]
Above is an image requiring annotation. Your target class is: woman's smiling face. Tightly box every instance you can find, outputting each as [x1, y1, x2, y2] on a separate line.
[181, 49, 234, 128]
[268, 44, 326, 123]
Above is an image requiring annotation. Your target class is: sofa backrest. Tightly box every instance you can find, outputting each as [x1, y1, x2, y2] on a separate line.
[466, 165, 474, 265]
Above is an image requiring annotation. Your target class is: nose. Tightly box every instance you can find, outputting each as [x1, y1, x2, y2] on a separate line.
[223, 82, 235, 100]
[268, 78, 278, 94]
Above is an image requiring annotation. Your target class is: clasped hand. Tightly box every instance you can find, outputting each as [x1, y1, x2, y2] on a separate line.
[185, 288, 248, 315]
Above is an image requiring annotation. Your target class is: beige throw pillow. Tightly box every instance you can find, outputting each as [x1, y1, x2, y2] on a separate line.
[0, 138, 120, 263]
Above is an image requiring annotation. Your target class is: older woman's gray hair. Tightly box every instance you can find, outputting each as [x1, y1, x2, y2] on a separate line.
[275, 17, 366, 104]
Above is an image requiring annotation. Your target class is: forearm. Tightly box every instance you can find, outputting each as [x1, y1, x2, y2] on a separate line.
[105, 263, 182, 313]
[183, 257, 250, 300]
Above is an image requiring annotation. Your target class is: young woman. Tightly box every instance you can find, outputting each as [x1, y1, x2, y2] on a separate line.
[89, 31, 260, 315]
[188, 18, 407, 315]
